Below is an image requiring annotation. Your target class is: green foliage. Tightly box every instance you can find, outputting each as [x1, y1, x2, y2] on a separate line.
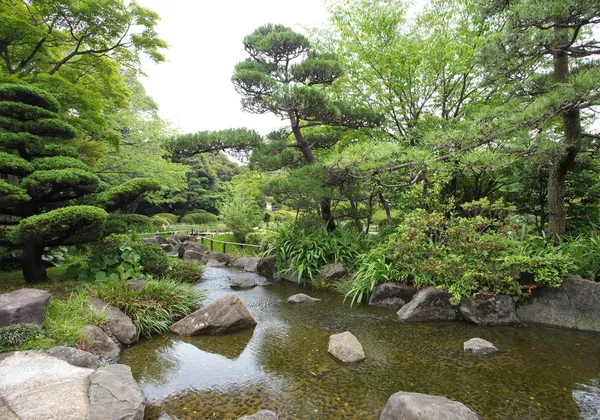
[105, 214, 154, 234]
[32, 156, 89, 171]
[88, 279, 203, 337]
[97, 178, 161, 213]
[0, 84, 61, 113]
[218, 194, 262, 242]
[153, 213, 178, 224]
[343, 252, 399, 305]
[132, 241, 171, 278]
[181, 211, 218, 225]
[0, 324, 44, 352]
[168, 259, 204, 283]
[557, 234, 600, 281]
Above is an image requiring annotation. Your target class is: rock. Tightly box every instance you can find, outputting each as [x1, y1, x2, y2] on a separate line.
[87, 298, 138, 345]
[0, 397, 19, 420]
[87, 364, 145, 420]
[287, 293, 321, 304]
[46, 346, 102, 369]
[516, 275, 600, 333]
[178, 234, 196, 243]
[327, 331, 366, 364]
[178, 242, 209, 258]
[463, 338, 498, 355]
[257, 256, 276, 280]
[231, 256, 250, 268]
[0, 351, 94, 419]
[459, 295, 518, 325]
[158, 414, 174, 420]
[244, 258, 261, 272]
[82, 325, 121, 361]
[201, 252, 231, 267]
[397, 287, 457, 322]
[127, 280, 147, 290]
[170, 293, 256, 336]
[160, 243, 175, 253]
[282, 270, 300, 283]
[0, 288, 50, 327]
[153, 235, 169, 245]
[182, 250, 203, 261]
[168, 234, 180, 244]
[139, 237, 158, 244]
[318, 262, 347, 280]
[230, 277, 258, 290]
[369, 283, 417, 310]
[238, 410, 279, 420]
[380, 392, 480, 420]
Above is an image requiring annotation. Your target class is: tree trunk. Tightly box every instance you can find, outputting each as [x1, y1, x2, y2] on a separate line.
[21, 244, 48, 283]
[378, 191, 393, 225]
[546, 27, 581, 238]
[321, 197, 336, 232]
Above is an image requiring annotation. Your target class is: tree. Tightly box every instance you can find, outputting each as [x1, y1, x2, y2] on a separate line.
[479, 0, 600, 236]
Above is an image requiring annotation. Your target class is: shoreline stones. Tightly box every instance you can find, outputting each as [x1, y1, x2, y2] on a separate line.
[202, 252, 231, 267]
[238, 410, 279, 419]
[46, 346, 103, 369]
[0, 289, 50, 327]
[170, 293, 256, 336]
[369, 283, 417, 310]
[244, 257, 261, 273]
[287, 293, 320, 304]
[380, 392, 480, 420]
[256, 256, 276, 280]
[87, 364, 145, 420]
[464, 338, 499, 355]
[459, 295, 518, 325]
[230, 277, 258, 290]
[327, 331, 366, 364]
[397, 287, 457, 322]
[87, 298, 138, 345]
[318, 263, 347, 281]
[82, 325, 121, 361]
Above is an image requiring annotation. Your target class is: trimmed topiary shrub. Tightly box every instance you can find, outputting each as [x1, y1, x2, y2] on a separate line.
[104, 213, 154, 234]
[153, 213, 178, 224]
[181, 211, 218, 225]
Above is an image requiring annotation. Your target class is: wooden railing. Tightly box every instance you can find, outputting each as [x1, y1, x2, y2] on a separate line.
[196, 235, 261, 254]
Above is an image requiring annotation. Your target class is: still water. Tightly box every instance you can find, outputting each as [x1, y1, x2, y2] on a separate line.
[120, 267, 600, 419]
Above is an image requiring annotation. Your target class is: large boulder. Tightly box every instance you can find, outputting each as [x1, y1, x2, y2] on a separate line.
[46, 346, 103, 369]
[178, 234, 196, 243]
[463, 338, 498, 355]
[516, 275, 600, 333]
[282, 270, 300, 283]
[170, 293, 256, 336]
[369, 283, 417, 310]
[202, 252, 231, 267]
[287, 293, 320, 304]
[231, 256, 250, 268]
[87, 364, 145, 420]
[178, 242, 209, 258]
[238, 410, 279, 420]
[397, 287, 457, 322]
[380, 392, 480, 420]
[459, 295, 518, 325]
[244, 258, 261, 273]
[87, 298, 138, 345]
[153, 235, 170, 245]
[0, 288, 50, 327]
[182, 250, 203, 261]
[230, 277, 258, 290]
[327, 331, 366, 364]
[256, 256, 276, 280]
[82, 326, 121, 361]
[160, 243, 175, 253]
[318, 263, 347, 280]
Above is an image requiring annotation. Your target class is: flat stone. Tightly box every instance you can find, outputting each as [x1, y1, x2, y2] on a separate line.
[87, 298, 138, 345]
[238, 410, 279, 420]
[327, 331, 365, 364]
[46, 346, 102, 369]
[82, 325, 121, 361]
[0, 288, 51, 327]
[516, 275, 600, 333]
[0, 351, 94, 420]
[397, 287, 457, 322]
[244, 258, 261, 273]
[287, 293, 321, 304]
[230, 277, 258, 290]
[256, 256, 276, 280]
[170, 293, 256, 336]
[369, 283, 417, 310]
[464, 338, 498, 355]
[380, 392, 480, 420]
[318, 263, 347, 280]
[126, 280, 148, 290]
[87, 364, 145, 420]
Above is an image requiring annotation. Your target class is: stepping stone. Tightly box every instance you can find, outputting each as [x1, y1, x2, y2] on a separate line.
[464, 337, 498, 354]
[287, 293, 320, 304]
[230, 277, 258, 290]
[327, 331, 365, 364]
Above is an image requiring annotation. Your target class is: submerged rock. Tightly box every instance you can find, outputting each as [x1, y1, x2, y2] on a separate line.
[380, 392, 480, 420]
[0, 288, 50, 327]
[516, 275, 600, 333]
[87, 364, 145, 420]
[369, 283, 417, 310]
[170, 293, 256, 336]
[459, 295, 518, 325]
[46, 346, 103, 369]
[318, 263, 347, 280]
[287, 293, 321, 304]
[327, 331, 366, 364]
[397, 287, 457, 322]
[82, 325, 121, 361]
[238, 410, 279, 420]
[87, 297, 138, 345]
[463, 338, 498, 355]
[230, 277, 258, 290]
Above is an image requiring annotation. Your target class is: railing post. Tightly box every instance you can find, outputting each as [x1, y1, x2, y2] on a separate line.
[223, 243, 227, 254]
[210, 239, 214, 252]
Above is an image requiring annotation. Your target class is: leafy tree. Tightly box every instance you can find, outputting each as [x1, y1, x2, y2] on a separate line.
[218, 193, 261, 243]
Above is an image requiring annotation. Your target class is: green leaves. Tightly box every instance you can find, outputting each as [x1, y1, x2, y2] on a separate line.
[96, 178, 161, 212]
[164, 128, 263, 155]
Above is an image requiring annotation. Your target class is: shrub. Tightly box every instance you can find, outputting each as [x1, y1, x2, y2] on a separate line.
[556, 234, 600, 281]
[105, 214, 154, 234]
[0, 324, 44, 352]
[150, 215, 170, 228]
[132, 241, 171, 278]
[169, 259, 204, 283]
[153, 213, 178, 224]
[219, 195, 262, 242]
[88, 279, 203, 337]
[181, 211, 218, 225]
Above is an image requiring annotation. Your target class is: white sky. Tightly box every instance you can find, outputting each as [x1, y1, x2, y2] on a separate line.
[137, 0, 330, 136]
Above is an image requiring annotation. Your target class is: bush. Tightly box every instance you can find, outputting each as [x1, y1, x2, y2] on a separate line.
[0, 324, 44, 352]
[181, 211, 218, 225]
[169, 259, 204, 283]
[150, 215, 170, 228]
[219, 195, 262, 242]
[105, 214, 154, 234]
[88, 279, 203, 337]
[556, 234, 600, 281]
[153, 213, 178, 224]
[132, 241, 171, 278]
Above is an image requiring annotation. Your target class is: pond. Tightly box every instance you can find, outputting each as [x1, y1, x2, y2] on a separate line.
[120, 267, 600, 419]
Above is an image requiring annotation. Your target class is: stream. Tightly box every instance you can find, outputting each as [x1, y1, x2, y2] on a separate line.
[120, 266, 600, 419]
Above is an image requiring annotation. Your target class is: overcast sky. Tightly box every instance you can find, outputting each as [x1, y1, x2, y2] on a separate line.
[137, 0, 330, 135]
